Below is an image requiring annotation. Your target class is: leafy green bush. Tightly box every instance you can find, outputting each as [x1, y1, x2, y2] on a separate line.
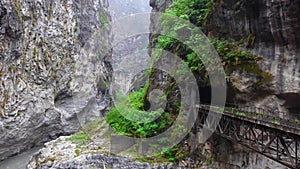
[166, 0, 213, 28]
[154, 0, 272, 85]
[106, 87, 174, 138]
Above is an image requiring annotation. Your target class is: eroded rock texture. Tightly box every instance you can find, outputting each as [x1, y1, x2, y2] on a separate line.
[206, 1, 300, 168]
[0, 0, 111, 160]
[207, 0, 300, 118]
[27, 136, 181, 169]
[149, 0, 299, 168]
[150, 0, 300, 118]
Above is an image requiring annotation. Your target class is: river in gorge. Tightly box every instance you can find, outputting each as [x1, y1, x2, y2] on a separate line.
[0, 147, 42, 169]
[0, 0, 151, 168]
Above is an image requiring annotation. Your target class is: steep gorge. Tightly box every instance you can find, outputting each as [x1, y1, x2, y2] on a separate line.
[0, 0, 299, 168]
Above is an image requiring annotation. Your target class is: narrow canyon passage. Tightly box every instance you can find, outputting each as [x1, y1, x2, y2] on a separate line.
[0, 0, 299, 168]
[0, 0, 151, 168]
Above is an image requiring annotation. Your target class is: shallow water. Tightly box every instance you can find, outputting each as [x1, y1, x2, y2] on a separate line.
[0, 147, 41, 169]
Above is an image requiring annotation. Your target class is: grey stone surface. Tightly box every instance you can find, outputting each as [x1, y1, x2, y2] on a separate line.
[0, 0, 111, 161]
[27, 136, 183, 169]
[149, 0, 299, 168]
[206, 0, 300, 116]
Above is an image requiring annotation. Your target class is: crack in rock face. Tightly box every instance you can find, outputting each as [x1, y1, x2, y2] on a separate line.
[206, 0, 300, 110]
[0, 0, 111, 161]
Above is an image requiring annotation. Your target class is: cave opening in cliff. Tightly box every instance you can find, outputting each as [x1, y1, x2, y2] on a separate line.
[277, 93, 300, 119]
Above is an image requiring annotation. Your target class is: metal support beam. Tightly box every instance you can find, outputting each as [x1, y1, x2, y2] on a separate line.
[197, 106, 300, 169]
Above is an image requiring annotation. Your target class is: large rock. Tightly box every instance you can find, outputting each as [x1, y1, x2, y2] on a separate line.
[150, 0, 300, 118]
[0, 0, 111, 160]
[149, 0, 299, 168]
[206, 0, 300, 117]
[205, 1, 300, 168]
[27, 136, 182, 169]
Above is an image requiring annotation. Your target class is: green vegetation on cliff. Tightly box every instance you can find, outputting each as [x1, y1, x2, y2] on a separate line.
[106, 85, 174, 138]
[155, 0, 272, 85]
[105, 0, 272, 164]
[165, 0, 212, 28]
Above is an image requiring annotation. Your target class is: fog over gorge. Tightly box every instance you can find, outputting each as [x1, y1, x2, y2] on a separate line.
[0, 0, 299, 168]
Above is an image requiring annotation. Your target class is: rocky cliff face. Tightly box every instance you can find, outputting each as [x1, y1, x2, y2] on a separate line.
[206, 135, 289, 169]
[206, 0, 300, 118]
[0, 0, 111, 160]
[206, 0, 300, 168]
[149, 0, 299, 168]
[205, 1, 299, 167]
[150, 0, 300, 118]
